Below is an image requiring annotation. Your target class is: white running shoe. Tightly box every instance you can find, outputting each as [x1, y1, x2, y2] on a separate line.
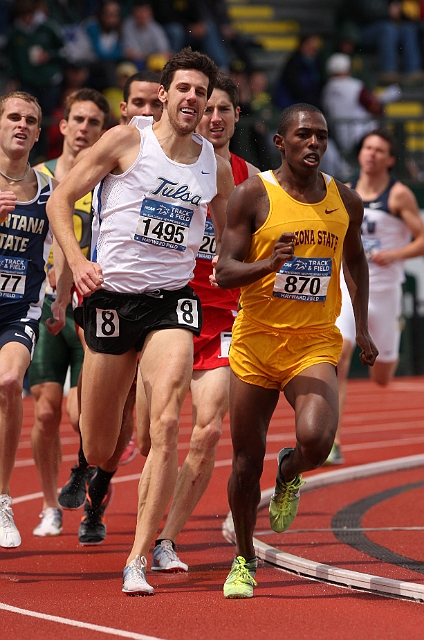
[122, 555, 154, 595]
[0, 494, 21, 548]
[33, 507, 63, 537]
[151, 539, 188, 572]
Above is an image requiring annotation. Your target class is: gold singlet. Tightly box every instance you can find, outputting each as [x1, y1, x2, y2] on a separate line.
[239, 170, 349, 331]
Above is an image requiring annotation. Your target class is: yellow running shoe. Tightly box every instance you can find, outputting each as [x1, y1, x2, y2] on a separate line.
[269, 448, 305, 533]
[223, 556, 258, 599]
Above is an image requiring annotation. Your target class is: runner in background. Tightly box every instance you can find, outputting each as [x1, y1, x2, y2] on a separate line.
[0, 91, 69, 548]
[329, 128, 424, 465]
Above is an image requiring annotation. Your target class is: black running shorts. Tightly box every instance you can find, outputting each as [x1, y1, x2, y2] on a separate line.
[82, 285, 202, 355]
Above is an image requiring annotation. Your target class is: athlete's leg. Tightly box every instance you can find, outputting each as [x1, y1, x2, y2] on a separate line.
[30, 381, 63, 509]
[369, 359, 398, 386]
[126, 328, 193, 564]
[368, 287, 400, 387]
[334, 338, 355, 446]
[118, 377, 137, 465]
[160, 366, 229, 542]
[135, 366, 151, 456]
[98, 386, 137, 472]
[228, 372, 279, 560]
[281, 363, 339, 481]
[65, 386, 80, 433]
[79, 348, 138, 466]
[0, 343, 31, 494]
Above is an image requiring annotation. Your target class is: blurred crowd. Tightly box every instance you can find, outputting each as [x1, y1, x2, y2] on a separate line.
[2, 0, 424, 174]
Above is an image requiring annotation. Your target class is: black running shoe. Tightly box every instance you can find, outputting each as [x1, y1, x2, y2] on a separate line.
[58, 464, 96, 510]
[78, 483, 114, 545]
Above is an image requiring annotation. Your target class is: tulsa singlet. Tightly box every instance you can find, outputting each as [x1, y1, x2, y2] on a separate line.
[91, 116, 217, 293]
[84, 116, 217, 355]
[354, 177, 410, 292]
[337, 178, 410, 361]
[230, 170, 349, 390]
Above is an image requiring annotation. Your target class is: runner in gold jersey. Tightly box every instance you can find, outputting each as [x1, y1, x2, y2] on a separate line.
[215, 103, 378, 598]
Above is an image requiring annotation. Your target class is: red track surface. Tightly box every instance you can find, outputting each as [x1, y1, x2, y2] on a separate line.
[2, 377, 424, 639]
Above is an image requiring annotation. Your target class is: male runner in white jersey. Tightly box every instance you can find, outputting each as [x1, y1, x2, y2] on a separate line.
[58, 74, 164, 544]
[147, 73, 259, 572]
[0, 92, 69, 548]
[59, 71, 163, 542]
[46, 48, 233, 594]
[328, 128, 424, 464]
[27, 89, 111, 538]
[116, 68, 163, 466]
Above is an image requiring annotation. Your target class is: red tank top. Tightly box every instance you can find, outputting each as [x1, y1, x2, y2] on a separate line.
[190, 153, 249, 309]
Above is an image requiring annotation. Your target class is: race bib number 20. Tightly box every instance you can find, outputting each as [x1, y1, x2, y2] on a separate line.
[273, 257, 332, 302]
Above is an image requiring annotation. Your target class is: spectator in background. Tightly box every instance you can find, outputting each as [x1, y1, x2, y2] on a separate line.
[84, 0, 123, 91]
[198, 0, 254, 73]
[321, 53, 391, 156]
[339, 1, 424, 85]
[272, 34, 324, 111]
[5, 0, 64, 117]
[322, 53, 402, 156]
[152, 0, 230, 71]
[122, 1, 172, 71]
[46, 61, 91, 159]
[103, 61, 139, 124]
[229, 60, 275, 170]
[0, 0, 13, 50]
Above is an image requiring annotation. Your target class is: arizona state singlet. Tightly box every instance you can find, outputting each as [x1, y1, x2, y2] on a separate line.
[240, 170, 349, 331]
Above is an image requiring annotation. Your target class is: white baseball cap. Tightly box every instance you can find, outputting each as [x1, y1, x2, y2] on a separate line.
[326, 53, 351, 75]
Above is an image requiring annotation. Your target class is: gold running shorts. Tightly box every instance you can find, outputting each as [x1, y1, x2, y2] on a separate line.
[229, 310, 343, 390]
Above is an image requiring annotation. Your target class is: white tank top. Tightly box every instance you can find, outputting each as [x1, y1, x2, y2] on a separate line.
[91, 117, 217, 293]
[358, 179, 411, 292]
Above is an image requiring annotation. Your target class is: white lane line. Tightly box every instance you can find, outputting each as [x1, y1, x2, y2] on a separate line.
[13, 433, 424, 475]
[0, 603, 164, 640]
[256, 527, 424, 535]
[223, 454, 424, 603]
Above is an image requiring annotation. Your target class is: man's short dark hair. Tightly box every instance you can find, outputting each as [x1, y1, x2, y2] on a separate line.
[214, 74, 239, 110]
[0, 91, 42, 126]
[123, 70, 161, 103]
[160, 47, 218, 99]
[63, 89, 110, 128]
[278, 103, 325, 136]
[359, 128, 397, 158]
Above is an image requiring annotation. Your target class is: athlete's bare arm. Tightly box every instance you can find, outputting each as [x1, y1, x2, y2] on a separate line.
[45, 238, 72, 336]
[373, 182, 424, 265]
[339, 181, 378, 366]
[246, 160, 260, 178]
[46, 125, 140, 296]
[216, 175, 295, 289]
[208, 154, 234, 245]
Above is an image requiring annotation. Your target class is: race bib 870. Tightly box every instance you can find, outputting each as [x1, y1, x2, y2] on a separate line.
[0, 255, 27, 299]
[134, 198, 193, 251]
[273, 257, 332, 302]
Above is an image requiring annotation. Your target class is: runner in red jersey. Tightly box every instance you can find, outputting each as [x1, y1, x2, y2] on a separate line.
[144, 74, 259, 573]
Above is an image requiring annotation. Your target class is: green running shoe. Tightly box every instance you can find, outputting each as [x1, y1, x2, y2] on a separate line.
[269, 447, 305, 533]
[223, 556, 258, 599]
[323, 443, 344, 466]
